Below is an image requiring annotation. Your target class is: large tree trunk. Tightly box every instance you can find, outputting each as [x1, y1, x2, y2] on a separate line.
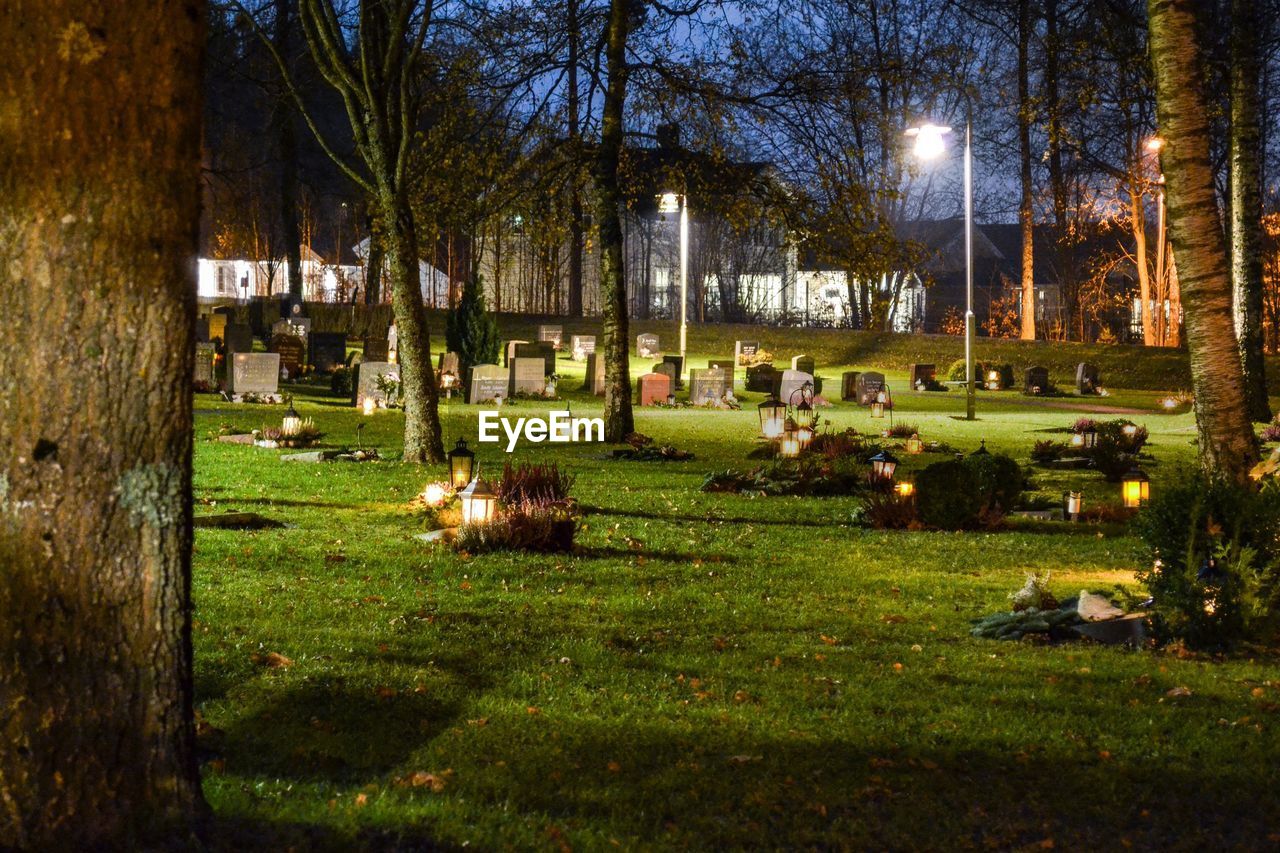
[1044, 0, 1074, 339]
[274, 0, 304, 302]
[365, 215, 384, 305]
[1229, 0, 1271, 422]
[382, 198, 445, 463]
[566, 0, 585, 318]
[1130, 185, 1155, 345]
[595, 0, 634, 442]
[0, 1, 206, 846]
[1017, 0, 1037, 341]
[1148, 0, 1260, 483]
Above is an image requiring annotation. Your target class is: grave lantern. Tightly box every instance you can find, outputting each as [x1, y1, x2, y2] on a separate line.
[758, 395, 786, 439]
[362, 396, 377, 416]
[1122, 423, 1138, 438]
[1082, 426, 1097, 449]
[1122, 465, 1150, 509]
[797, 420, 814, 450]
[458, 477, 498, 525]
[1070, 431, 1085, 449]
[448, 438, 475, 489]
[666, 392, 676, 406]
[869, 449, 898, 482]
[282, 398, 301, 436]
[895, 480, 915, 498]
[971, 440, 989, 456]
[422, 482, 449, 507]
[905, 433, 923, 454]
[871, 398, 885, 419]
[1064, 491, 1082, 521]
[441, 371, 457, 399]
[985, 369, 1001, 391]
[779, 418, 801, 458]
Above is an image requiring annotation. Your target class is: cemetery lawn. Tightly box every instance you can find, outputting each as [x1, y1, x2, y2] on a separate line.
[193, 343, 1280, 850]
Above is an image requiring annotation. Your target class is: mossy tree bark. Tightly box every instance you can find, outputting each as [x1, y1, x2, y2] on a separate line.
[0, 1, 206, 846]
[1016, 0, 1036, 341]
[1148, 0, 1260, 483]
[1229, 0, 1271, 422]
[595, 0, 635, 442]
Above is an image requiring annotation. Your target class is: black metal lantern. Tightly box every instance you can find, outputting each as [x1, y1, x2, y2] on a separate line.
[779, 417, 801, 458]
[1122, 464, 1150, 508]
[971, 440, 989, 456]
[758, 394, 786, 439]
[448, 437, 475, 489]
[869, 449, 899, 482]
[1082, 427, 1097, 449]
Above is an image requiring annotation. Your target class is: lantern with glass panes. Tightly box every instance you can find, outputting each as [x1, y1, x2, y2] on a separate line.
[1069, 425, 1098, 450]
[282, 397, 301, 436]
[985, 369, 1001, 391]
[758, 394, 786, 439]
[868, 449, 898, 484]
[458, 477, 498, 525]
[440, 371, 457, 399]
[1064, 491, 1082, 521]
[1121, 465, 1149, 509]
[788, 381, 817, 448]
[870, 384, 892, 420]
[894, 479, 915, 498]
[779, 417, 801, 458]
[447, 438, 475, 489]
[905, 433, 923, 454]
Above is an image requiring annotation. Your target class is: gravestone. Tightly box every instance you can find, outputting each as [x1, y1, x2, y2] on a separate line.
[308, 332, 347, 373]
[353, 361, 399, 408]
[841, 371, 861, 402]
[193, 342, 216, 387]
[504, 340, 528, 366]
[509, 357, 546, 396]
[387, 324, 398, 357]
[708, 359, 735, 387]
[909, 363, 936, 390]
[537, 325, 563, 349]
[745, 363, 778, 393]
[1075, 362, 1101, 395]
[515, 341, 556, 376]
[637, 333, 660, 359]
[662, 354, 684, 389]
[570, 335, 596, 360]
[1024, 366, 1050, 395]
[791, 354, 816, 377]
[227, 352, 280, 399]
[281, 294, 305, 319]
[585, 353, 607, 396]
[364, 337, 390, 363]
[272, 317, 309, 340]
[652, 360, 677, 390]
[208, 313, 227, 343]
[438, 351, 461, 378]
[855, 371, 886, 406]
[195, 317, 210, 343]
[223, 323, 254, 355]
[467, 364, 507, 404]
[637, 372, 670, 406]
[778, 369, 815, 405]
[689, 367, 729, 405]
[269, 333, 305, 378]
[735, 340, 760, 365]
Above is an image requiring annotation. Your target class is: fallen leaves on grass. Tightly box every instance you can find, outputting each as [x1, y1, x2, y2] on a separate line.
[395, 769, 453, 792]
[1166, 686, 1193, 698]
[251, 651, 293, 669]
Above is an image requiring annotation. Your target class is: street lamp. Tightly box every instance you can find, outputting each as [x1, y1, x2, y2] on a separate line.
[658, 190, 689, 370]
[907, 116, 975, 420]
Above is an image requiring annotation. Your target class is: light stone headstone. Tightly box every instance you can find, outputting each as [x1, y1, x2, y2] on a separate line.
[585, 353, 607, 396]
[438, 351, 461, 378]
[467, 363, 507, 404]
[228, 352, 280, 398]
[689, 367, 729, 405]
[354, 361, 399, 408]
[637, 333, 660, 359]
[638, 372, 670, 406]
[509, 357, 546, 397]
[570, 335, 595, 361]
[708, 359, 735, 387]
[791, 354, 815, 376]
[778, 369, 814, 406]
[652, 361, 676, 390]
[537, 325, 563, 349]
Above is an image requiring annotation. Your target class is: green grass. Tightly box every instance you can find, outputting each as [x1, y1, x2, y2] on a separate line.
[192, 329, 1280, 850]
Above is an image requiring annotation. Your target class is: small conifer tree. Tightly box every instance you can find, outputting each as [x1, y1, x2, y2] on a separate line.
[446, 275, 501, 385]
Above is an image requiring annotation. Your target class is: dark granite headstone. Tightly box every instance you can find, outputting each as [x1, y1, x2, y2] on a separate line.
[662, 354, 684, 389]
[637, 333, 660, 359]
[652, 361, 677, 390]
[909, 363, 936, 389]
[364, 338, 391, 363]
[269, 333, 305, 378]
[1024, 366, 1050, 395]
[308, 332, 347, 373]
[515, 341, 556, 376]
[504, 340, 528, 366]
[1075, 362, 1101, 395]
[841, 371, 861, 401]
[745, 363, 778, 393]
[791, 354, 815, 376]
[223, 323, 254, 355]
[735, 340, 760, 365]
[855, 371, 886, 406]
[708, 359, 735, 386]
[195, 317, 210, 343]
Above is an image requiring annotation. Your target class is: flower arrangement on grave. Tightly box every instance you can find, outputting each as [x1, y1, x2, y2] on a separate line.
[413, 481, 461, 530]
[255, 417, 322, 449]
[739, 348, 774, 367]
[452, 462, 580, 554]
[374, 373, 404, 408]
[544, 373, 561, 397]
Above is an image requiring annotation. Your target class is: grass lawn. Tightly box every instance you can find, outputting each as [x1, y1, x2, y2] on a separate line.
[193, 330, 1280, 850]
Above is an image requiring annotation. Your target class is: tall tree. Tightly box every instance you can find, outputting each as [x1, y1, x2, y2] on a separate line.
[248, 0, 446, 462]
[1148, 0, 1259, 483]
[0, 0, 205, 846]
[567, 0, 587, 317]
[1016, 0, 1037, 340]
[1229, 0, 1271, 422]
[596, 0, 635, 441]
[273, 0, 305, 301]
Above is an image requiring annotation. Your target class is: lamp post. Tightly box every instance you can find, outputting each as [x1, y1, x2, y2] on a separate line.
[658, 191, 688, 369]
[907, 113, 975, 420]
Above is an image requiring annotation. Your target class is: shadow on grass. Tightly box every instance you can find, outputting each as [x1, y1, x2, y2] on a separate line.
[202, 814, 459, 853]
[229, 497, 364, 510]
[580, 504, 834, 528]
[573, 545, 740, 564]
